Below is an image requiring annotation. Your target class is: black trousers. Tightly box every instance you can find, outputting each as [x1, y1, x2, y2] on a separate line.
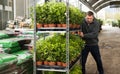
[81, 45, 104, 74]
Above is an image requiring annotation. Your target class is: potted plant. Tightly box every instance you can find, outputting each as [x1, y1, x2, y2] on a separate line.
[55, 44, 63, 66]
[37, 23, 42, 28]
[36, 33, 85, 68]
[46, 56, 56, 66]
[36, 39, 49, 65]
[52, 3, 66, 27]
[36, 53, 44, 66]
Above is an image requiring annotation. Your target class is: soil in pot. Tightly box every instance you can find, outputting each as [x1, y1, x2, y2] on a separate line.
[48, 62, 56, 66]
[36, 61, 43, 66]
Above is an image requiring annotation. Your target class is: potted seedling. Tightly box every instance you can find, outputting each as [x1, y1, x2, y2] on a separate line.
[46, 55, 56, 66]
[36, 53, 44, 66]
[55, 45, 62, 66]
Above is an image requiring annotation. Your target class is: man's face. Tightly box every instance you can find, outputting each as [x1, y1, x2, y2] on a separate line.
[85, 15, 94, 24]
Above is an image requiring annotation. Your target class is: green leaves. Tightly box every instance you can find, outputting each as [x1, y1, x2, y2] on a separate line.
[36, 34, 85, 62]
[34, 2, 85, 25]
[69, 6, 85, 25]
[35, 2, 66, 24]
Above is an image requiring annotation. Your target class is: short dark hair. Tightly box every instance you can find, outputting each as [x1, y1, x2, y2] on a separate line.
[87, 11, 94, 16]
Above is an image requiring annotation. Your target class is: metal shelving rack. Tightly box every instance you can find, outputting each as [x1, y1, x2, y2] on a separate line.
[33, 0, 81, 74]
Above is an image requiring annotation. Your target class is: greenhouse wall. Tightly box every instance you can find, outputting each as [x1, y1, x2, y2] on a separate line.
[0, 0, 14, 30]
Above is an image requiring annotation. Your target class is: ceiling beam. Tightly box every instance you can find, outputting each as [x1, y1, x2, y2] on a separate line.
[79, 0, 97, 13]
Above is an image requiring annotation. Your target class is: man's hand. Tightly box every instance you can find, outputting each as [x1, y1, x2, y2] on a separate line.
[79, 32, 84, 37]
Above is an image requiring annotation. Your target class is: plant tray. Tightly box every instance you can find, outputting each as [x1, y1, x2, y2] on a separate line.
[37, 65, 65, 69]
[69, 54, 81, 69]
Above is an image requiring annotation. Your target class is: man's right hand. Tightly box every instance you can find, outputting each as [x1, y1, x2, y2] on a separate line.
[79, 32, 84, 37]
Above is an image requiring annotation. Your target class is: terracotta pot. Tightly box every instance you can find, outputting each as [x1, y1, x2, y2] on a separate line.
[36, 61, 43, 66]
[62, 24, 66, 28]
[37, 23, 42, 28]
[44, 61, 49, 65]
[73, 24, 77, 29]
[62, 62, 67, 67]
[48, 62, 56, 66]
[48, 24, 56, 27]
[57, 62, 62, 66]
[76, 25, 80, 29]
[43, 24, 49, 28]
[57, 24, 62, 27]
[70, 24, 73, 28]
[71, 32, 75, 34]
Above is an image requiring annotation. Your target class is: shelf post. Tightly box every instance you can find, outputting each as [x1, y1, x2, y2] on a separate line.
[66, 0, 70, 74]
[33, 0, 37, 74]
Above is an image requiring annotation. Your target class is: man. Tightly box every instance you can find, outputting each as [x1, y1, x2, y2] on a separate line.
[79, 11, 104, 74]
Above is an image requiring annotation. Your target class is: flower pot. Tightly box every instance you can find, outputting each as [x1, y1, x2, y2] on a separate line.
[73, 24, 77, 29]
[71, 32, 75, 34]
[48, 62, 56, 66]
[62, 62, 67, 67]
[61, 24, 66, 28]
[70, 24, 73, 29]
[37, 23, 42, 28]
[36, 61, 43, 66]
[43, 24, 49, 28]
[44, 61, 49, 65]
[76, 25, 80, 29]
[57, 24, 62, 27]
[57, 62, 62, 66]
[48, 24, 56, 27]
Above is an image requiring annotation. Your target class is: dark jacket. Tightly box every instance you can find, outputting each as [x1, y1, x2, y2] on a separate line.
[81, 18, 100, 45]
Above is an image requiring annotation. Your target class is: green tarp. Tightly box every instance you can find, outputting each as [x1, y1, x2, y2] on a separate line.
[0, 33, 9, 39]
[0, 38, 19, 48]
[0, 53, 17, 63]
[0, 53, 17, 69]
[0, 37, 31, 48]
[12, 50, 32, 65]
[2, 47, 21, 53]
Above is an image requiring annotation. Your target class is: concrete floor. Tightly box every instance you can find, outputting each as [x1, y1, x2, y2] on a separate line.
[86, 25, 120, 74]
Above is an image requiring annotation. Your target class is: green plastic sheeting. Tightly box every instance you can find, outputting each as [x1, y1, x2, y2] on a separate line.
[0, 38, 19, 48]
[0, 58, 2, 65]
[0, 33, 9, 39]
[12, 50, 32, 65]
[2, 47, 21, 53]
[0, 53, 17, 63]
[0, 53, 17, 69]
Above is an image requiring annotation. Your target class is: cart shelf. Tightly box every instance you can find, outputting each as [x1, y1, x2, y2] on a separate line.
[36, 54, 81, 72]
